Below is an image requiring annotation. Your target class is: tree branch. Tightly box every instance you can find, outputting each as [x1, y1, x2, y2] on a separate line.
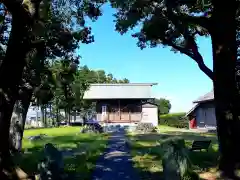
[191, 49, 213, 80]
[164, 4, 213, 80]
[2, 0, 42, 25]
[164, 0, 211, 31]
[176, 14, 211, 31]
[165, 40, 213, 80]
[2, 0, 32, 25]
[0, 8, 7, 41]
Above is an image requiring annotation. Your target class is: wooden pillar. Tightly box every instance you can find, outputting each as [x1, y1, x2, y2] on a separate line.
[118, 99, 121, 121]
[129, 109, 131, 123]
[107, 105, 109, 123]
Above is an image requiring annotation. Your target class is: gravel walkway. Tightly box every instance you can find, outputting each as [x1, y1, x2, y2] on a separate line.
[91, 129, 140, 180]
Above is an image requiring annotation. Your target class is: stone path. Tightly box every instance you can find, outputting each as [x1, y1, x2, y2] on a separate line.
[91, 129, 140, 180]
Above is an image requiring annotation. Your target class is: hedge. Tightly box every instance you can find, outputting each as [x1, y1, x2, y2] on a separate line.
[159, 113, 189, 128]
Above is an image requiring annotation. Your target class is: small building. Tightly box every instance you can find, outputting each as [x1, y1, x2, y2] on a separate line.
[186, 90, 216, 130]
[83, 83, 158, 127]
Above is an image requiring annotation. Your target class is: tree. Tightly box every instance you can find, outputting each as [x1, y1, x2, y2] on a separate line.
[106, 73, 114, 83]
[155, 98, 171, 115]
[122, 78, 130, 83]
[72, 71, 90, 122]
[54, 57, 79, 125]
[47, 64, 130, 127]
[0, 0, 106, 173]
[110, 0, 239, 178]
[8, 10, 92, 153]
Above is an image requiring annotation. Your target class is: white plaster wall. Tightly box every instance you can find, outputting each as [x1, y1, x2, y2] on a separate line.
[142, 107, 158, 126]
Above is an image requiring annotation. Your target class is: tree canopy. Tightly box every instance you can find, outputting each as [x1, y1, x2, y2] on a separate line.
[0, 0, 108, 171]
[35, 62, 130, 125]
[109, 0, 239, 81]
[155, 98, 171, 115]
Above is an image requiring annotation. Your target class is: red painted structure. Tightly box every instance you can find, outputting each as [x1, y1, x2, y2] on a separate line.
[189, 118, 197, 129]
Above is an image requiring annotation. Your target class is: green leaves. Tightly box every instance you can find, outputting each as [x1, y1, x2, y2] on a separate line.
[155, 98, 171, 115]
[110, 0, 213, 50]
[50, 62, 130, 112]
[0, 15, 4, 24]
[110, 0, 216, 79]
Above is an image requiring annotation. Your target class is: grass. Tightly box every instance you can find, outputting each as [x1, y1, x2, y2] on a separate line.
[128, 125, 219, 180]
[159, 125, 184, 132]
[15, 126, 108, 180]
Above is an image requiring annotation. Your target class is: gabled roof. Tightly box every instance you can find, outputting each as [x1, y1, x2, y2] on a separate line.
[185, 103, 200, 116]
[186, 90, 214, 116]
[193, 90, 214, 103]
[83, 83, 158, 99]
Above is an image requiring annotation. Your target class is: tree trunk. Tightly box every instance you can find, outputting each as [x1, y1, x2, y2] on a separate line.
[64, 108, 68, 124]
[74, 110, 76, 122]
[211, 0, 240, 178]
[70, 109, 72, 122]
[41, 106, 45, 127]
[49, 103, 52, 126]
[0, 17, 29, 170]
[9, 91, 32, 153]
[44, 106, 47, 127]
[68, 108, 71, 125]
[56, 107, 59, 126]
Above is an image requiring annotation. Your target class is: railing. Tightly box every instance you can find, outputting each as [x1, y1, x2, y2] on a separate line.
[99, 112, 142, 123]
[103, 119, 141, 123]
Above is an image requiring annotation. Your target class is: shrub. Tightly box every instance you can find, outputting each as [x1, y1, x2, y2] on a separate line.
[135, 123, 155, 133]
[159, 113, 188, 128]
[160, 137, 199, 180]
[81, 123, 103, 133]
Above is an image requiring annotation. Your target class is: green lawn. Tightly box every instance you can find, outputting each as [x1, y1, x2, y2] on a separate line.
[128, 126, 219, 180]
[15, 126, 108, 180]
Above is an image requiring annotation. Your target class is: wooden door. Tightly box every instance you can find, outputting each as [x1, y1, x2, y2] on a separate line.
[120, 113, 130, 122]
[130, 105, 142, 122]
[109, 107, 120, 122]
[120, 105, 130, 122]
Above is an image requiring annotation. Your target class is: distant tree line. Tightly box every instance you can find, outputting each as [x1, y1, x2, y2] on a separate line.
[35, 64, 130, 128]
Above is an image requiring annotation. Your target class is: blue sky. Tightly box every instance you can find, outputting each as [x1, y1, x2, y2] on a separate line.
[78, 4, 213, 113]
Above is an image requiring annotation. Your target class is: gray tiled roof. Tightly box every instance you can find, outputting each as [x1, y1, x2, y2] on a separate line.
[83, 83, 158, 99]
[186, 103, 199, 116]
[193, 90, 214, 103]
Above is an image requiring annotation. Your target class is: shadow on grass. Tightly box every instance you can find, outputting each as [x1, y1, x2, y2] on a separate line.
[134, 131, 217, 142]
[14, 134, 108, 180]
[128, 132, 219, 180]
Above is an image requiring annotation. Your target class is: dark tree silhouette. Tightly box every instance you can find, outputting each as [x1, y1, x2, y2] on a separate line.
[0, 0, 106, 174]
